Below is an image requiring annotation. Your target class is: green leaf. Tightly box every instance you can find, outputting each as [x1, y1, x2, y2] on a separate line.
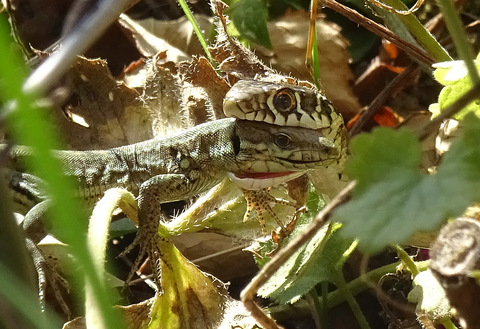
[346, 128, 421, 195]
[146, 238, 257, 329]
[432, 56, 480, 119]
[258, 186, 354, 304]
[333, 115, 480, 253]
[226, 0, 272, 49]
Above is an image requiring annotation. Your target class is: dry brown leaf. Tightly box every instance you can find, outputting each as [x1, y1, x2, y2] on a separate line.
[123, 54, 223, 136]
[63, 300, 151, 329]
[178, 57, 231, 120]
[285, 174, 309, 206]
[52, 56, 151, 149]
[62, 317, 86, 329]
[119, 299, 152, 329]
[118, 14, 191, 63]
[132, 15, 212, 58]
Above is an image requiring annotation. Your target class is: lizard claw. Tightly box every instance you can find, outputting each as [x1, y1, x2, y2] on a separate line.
[121, 230, 164, 291]
[26, 238, 71, 319]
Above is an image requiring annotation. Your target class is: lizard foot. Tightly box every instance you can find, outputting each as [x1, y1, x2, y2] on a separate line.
[242, 188, 297, 236]
[26, 238, 71, 319]
[121, 229, 165, 291]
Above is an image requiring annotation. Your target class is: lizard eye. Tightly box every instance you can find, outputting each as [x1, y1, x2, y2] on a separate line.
[272, 89, 296, 112]
[274, 133, 292, 148]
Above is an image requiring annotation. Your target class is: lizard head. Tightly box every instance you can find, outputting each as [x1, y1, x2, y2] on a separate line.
[229, 119, 345, 190]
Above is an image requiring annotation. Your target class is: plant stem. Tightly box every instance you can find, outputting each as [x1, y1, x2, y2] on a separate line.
[327, 260, 430, 308]
[334, 274, 372, 329]
[436, 0, 480, 84]
[392, 244, 420, 277]
[269, 260, 431, 321]
[418, 83, 480, 140]
[441, 317, 459, 329]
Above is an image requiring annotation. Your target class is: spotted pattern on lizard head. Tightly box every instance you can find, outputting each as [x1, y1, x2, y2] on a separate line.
[223, 79, 340, 130]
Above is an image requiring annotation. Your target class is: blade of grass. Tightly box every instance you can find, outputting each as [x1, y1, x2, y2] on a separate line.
[0, 262, 63, 329]
[436, 0, 480, 84]
[177, 0, 216, 67]
[0, 19, 123, 329]
[307, 0, 321, 88]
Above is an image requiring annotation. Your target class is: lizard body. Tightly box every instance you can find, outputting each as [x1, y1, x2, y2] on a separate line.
[6, 118, 337, 213]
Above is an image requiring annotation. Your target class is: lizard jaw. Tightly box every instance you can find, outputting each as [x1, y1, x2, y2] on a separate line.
[228, 171, 305, 190]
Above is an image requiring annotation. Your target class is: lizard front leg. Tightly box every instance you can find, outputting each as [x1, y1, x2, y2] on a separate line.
[125, 173, 212, 289]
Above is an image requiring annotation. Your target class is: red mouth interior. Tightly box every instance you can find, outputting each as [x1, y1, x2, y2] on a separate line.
[234, 171, 294, 179]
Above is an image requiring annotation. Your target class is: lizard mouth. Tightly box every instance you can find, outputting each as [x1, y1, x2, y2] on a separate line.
[278, 158, 323, 165]
[233, 171, 295, 179]
[228, 171, 304, 190]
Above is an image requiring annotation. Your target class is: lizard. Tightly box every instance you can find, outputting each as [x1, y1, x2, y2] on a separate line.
[2, 79, 346, 313]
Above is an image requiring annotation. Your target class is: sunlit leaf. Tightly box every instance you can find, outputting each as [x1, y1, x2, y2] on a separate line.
[227, 0, 272, 49]
[431, 54, 480, 119]
[145, 238, 256, 329]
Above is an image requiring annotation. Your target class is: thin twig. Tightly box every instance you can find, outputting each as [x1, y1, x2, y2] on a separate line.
[241, 181, 355, 329]
[23, 0, 139, 95]
[349, 64, 418, 137]
[321, 0, 434, 66]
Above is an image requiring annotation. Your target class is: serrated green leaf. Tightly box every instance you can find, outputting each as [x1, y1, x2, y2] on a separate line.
[226, 0, 272, 49]
[258, 185, 354, 304]
[333, 115, 480, 253]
